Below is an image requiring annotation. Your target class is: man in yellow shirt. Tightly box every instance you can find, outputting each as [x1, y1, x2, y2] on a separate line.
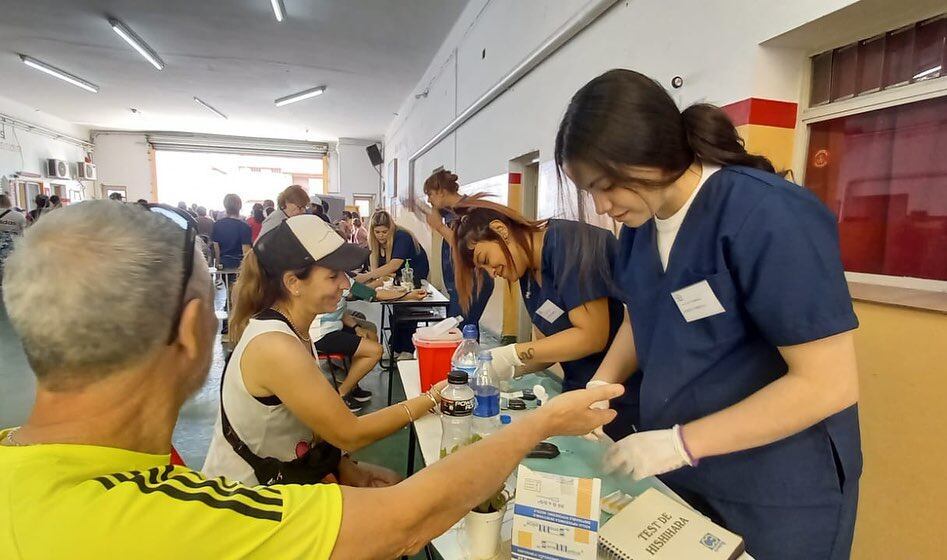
[0, 200, 623, 559]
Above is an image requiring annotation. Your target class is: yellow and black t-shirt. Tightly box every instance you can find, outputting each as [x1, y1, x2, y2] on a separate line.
[0, 428, 342, 559]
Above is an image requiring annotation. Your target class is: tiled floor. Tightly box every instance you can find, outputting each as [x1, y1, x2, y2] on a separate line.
[1, 287, 501, 560]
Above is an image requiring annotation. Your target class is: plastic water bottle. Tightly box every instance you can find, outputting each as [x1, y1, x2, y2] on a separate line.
[402, 259, 414, 288]
[439, 369, 475, 458]
[471, 352, 501, 440]
[451, 324, 481, 379]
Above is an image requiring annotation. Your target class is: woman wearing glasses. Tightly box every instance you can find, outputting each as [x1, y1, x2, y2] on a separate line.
[202, 215, 444, 487]
[257, 184, 311, 241]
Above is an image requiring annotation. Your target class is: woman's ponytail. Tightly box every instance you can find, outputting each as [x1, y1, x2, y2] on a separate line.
[681, 103, 776, 174]
[230, 249, 270, 344]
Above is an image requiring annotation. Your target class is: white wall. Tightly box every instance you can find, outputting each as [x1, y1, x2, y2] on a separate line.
[91, 133, 153, 202]
[385, 0, 872, 194]
[336, 137, 382, 207]
[0, 94, 91, 199]
[383, 0, 867, 336]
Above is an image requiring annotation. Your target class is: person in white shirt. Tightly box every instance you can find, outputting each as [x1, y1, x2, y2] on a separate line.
[0, 194, 27, 282]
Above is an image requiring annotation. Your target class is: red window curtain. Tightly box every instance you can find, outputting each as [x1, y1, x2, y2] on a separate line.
[805, 95, 947, 281]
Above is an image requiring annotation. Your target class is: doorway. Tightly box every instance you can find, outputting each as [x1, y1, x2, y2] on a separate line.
[506, 151, 540, 344]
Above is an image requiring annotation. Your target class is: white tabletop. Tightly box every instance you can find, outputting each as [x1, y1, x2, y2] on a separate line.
[380, 280, 450, 305]
[397, 360, 753, 560]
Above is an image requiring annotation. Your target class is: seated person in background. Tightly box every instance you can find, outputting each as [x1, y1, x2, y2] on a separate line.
[202, 215, 444, 487]
[211, 193, 251, 270]
[311, 280, 383, 413]
[0, 200, 623, 559]
[355, 210, 430, 360]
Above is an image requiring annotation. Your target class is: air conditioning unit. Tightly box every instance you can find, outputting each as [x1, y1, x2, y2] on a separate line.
[46, 159, 70, 179]
[77, 162, 96, 181]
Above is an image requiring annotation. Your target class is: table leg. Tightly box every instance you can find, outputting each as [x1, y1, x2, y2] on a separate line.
[387, 351, 396, 405]
[406, 422, 417, 476]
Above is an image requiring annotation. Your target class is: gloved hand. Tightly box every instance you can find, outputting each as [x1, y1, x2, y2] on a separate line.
[582, 380, 611, 441]
[603, 425, 697, 481]
[489, 344, 524, 380]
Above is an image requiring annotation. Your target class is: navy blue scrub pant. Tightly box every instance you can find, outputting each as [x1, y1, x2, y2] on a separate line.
[664, 478, 859, 560]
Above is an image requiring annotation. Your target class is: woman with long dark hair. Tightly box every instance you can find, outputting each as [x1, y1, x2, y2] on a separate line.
[420, 169, 495, 333]
[558, 69, 860, 559]
[202, 215, 444, 486]
[449, 198, 639, 437]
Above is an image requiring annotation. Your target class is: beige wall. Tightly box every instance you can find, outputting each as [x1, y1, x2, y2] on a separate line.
[850, 301, 947, 558]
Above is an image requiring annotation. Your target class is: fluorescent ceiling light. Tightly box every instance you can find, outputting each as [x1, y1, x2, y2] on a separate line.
[274, 85, 326, 107]
[271, 0, 286, 22]
[530, 157, 540, 164]
[19, 55, 98, 93]
[109, 17, 164, 70]
[912, 65, 942, 80]
[194, 97, 228, 119]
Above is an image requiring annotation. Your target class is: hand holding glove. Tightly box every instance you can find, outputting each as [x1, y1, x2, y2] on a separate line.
[603, 425, 697, 481]
[582, 380, 611, 441]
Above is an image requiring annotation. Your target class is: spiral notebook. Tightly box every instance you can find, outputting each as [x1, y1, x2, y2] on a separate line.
[598, 488, 744, 560]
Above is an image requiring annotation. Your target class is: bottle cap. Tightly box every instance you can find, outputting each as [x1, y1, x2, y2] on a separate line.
[500, 415, 512, 425]
[462, 324, 478, 339]
[447, 369, 469, 384]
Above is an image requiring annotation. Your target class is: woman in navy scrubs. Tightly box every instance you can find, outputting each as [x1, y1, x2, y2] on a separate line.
[558, 69, 861, 560]
[355, 210, 430, 358]
[449, 199, 639, 439]
[421, 169, 495, 333]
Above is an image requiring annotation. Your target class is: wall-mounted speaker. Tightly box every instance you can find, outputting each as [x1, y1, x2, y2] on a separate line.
[366, 144, 383, 166]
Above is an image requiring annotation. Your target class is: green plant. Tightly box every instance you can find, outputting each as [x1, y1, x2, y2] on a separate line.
[473, 487, 512, 514]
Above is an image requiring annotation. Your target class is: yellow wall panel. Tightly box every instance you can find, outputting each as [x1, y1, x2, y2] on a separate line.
[850, 302, 947, 558]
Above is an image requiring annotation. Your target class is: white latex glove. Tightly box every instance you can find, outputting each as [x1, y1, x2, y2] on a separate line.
[489, 344, 524, 380]
[583, 380, 611, 441]
[603, 425, 697, 481]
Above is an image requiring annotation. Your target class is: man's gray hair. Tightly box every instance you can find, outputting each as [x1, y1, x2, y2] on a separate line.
[3, 200, 187, 388]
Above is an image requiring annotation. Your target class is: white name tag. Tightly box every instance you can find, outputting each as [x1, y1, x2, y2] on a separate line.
[535, 299, 565, 323]
[671, 280, 725, 322]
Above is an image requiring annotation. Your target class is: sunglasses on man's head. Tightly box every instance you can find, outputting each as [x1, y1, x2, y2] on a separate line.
[146, 204, 199, 344]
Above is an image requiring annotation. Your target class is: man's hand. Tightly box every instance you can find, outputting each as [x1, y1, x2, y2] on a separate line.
[338, 458, 403, 488]
[582, 380, 611, 441]
[534, 383, 624, 439]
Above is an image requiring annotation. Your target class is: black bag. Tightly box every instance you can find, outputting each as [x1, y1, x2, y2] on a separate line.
[219, 352, 341, 485]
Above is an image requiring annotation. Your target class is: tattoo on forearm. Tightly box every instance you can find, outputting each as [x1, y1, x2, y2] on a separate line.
[518, 347, 535, 362]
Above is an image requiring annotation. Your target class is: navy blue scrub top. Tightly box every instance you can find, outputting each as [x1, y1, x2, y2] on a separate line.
[614, 166, 861, 507]
[519, 219, 625, 391]
[379, 228, 429, 281]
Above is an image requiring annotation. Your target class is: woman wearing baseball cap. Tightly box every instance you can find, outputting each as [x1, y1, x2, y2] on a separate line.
[203, 214, 445, 487]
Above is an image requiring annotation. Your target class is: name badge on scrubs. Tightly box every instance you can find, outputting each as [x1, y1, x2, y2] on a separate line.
[535, 300, 565, 324]
[671, 280, 725, 322]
